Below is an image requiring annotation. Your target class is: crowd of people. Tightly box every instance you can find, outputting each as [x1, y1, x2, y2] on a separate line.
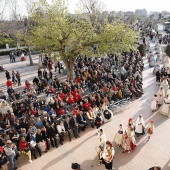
[0, 49, 145, 169]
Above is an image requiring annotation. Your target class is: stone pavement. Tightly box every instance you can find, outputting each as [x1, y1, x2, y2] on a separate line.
[0, 50, 170, 170]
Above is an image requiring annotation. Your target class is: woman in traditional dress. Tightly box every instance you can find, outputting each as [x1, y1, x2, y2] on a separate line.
[135, 115, 145, 137]
[122, 131, 131, 153]
[157, 87, 165, 106]
[159, 95, 170, 117]
[151, 94, 159, 112]
[160, 79, 169, 95]
[114, 124, 124, 147]
[127, 123, 136, 152]
[101, 141, 115, 170]
[147, 120, 154, 141]
[96, 129, 106, 164]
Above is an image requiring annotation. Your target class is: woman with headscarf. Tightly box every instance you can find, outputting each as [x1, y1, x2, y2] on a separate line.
[157, 87, 165, 106]
[160, 79, 169, 95]
[159, 95, 170, 117]
[151, 94, 159, 112]
[114, 124, 124, 147]
[135, 115, 145, 137]
[96, 129, 106, 163]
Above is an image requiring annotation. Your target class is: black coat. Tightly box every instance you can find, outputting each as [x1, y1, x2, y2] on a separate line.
[47, 126, 56, 138]
[76, 114, 85, 124]
[64, 121, 71, 131]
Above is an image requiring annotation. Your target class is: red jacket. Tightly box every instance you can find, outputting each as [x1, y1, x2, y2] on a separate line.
[67, 97, 74, 104]
[73, 93, 81, 103]
[76, 77, 81, 84]
[25, 82, 30, 90]
[30, 109, 38, 115]
[6, 80, 12, 87]
[59, 93, 65, 100]
[84, 102, 91, 110]
[19, 141, 29, 151]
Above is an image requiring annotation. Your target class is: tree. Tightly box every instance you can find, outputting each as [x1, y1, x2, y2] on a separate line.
[98, 21, 139, 55]
[0, 0, 7, 20]
[19, 0, 99, 78]
[18, 0, 139, 79]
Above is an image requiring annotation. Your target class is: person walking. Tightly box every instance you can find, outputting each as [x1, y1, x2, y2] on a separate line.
[16, 71, 21, 86]
[147, 120, 154, 141]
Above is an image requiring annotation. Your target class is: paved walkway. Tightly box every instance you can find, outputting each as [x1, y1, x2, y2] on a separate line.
[0, 48, 170, 170]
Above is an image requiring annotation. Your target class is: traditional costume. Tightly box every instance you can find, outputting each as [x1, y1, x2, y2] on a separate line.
[151, 95, 158, 112]
[114, 124, 124, 146]
[159, 96, 170, 117]
[101, 141, 115, 170]
[96, 129, 106, 155]
[157, 87, 165, 105]
[122, 132, 131, 153]
[160, 80, 169, 95]
[135, 115, 145, 137]
[147, 120, 154, 141]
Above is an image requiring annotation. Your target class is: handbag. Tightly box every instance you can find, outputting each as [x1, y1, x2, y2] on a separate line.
[71, 163, 80, 169]
[0, 156, 7, 165]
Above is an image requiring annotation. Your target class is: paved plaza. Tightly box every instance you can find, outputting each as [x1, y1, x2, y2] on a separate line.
[0, 50, 170, 170]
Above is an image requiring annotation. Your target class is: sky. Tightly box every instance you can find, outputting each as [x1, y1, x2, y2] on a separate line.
[1, 0, 170, 20]
[67, 0, 170, 13]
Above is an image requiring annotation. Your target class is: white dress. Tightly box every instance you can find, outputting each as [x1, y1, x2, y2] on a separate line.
[96, 133, 106, 153]
[114, 129, 124, 145]
[151, 97, 158, 110]
[135, 118, 145, 134]
[159, 98, 170, 116]
[160, 82, 169, 95]
[157, 89, 165, 105]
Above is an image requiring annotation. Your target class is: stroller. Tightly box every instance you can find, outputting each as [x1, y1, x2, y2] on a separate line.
[0, 65, 5, 72]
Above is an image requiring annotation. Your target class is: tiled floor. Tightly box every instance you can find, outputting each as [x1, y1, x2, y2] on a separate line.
[0, 49, 170, 170]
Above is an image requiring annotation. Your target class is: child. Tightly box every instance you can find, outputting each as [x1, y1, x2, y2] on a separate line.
[147, 120, 154, 141]
[151, 94, 158, 112]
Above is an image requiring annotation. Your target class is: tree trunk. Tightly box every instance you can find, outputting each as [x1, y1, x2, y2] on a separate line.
[28, 46, 33, 66]
[64, 59, 74, 80]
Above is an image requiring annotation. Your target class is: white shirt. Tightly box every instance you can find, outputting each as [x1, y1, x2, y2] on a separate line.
[57, 124, 65, 134]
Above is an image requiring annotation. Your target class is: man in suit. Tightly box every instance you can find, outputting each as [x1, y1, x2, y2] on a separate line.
[64, 117, 72, 141]
[69, 114, 80, 138]
[47, 122, 60, 148]
[76, 112, 87, 131]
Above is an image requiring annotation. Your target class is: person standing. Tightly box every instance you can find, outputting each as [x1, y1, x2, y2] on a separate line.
[114, 124, 124, 147]
[135, 115, 145, 137]
[157, 87, 165, 106]
[101, 141, 115, 170]
[3, 140, 17, 170]
[151, 94, 159, 112]
[58, 61, 61, 74]
[159, 95, 170, 117]
[43, 69, 48, 80]
[5, 70, 10, 80]
[16, 71, 21, 86]
[147, 120, 154, 141]
[96, 129, 106, 165]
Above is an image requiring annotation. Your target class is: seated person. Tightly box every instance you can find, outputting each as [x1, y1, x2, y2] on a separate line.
[19, 137, 32, 163]
[72, 105, 82, 116]
[83, 99, 91, 111]
[86, 107, 95, 128]
[76, 112, 87, 131]
[0, 89, 6, 100]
